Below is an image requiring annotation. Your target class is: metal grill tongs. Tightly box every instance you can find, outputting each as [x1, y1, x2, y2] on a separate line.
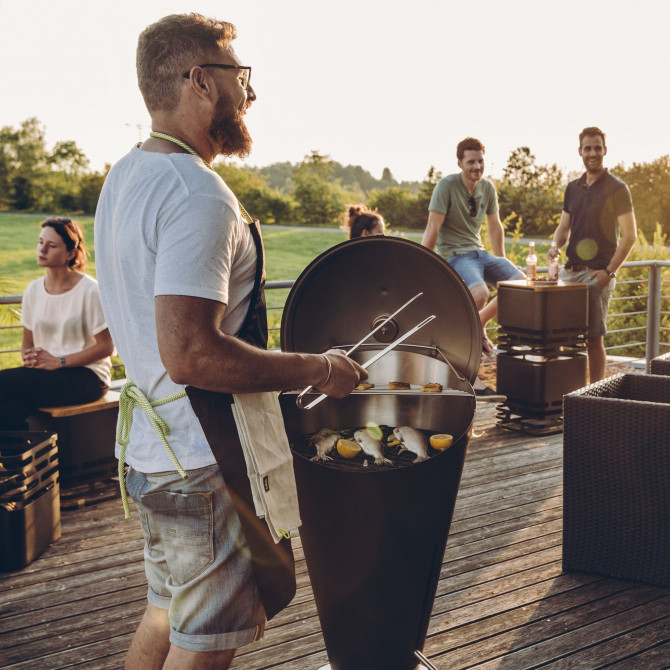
[296, 291, 436, 410]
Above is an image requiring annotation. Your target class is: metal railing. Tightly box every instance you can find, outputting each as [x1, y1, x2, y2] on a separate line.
[2, 261, 670, 373]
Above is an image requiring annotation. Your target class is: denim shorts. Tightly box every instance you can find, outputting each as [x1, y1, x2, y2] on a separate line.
[447, 250, 525, 289]
[559, 267, 615, 337]
[125, 464, 265, 652]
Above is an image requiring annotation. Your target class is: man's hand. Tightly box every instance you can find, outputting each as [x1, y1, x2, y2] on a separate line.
[590, 269, 613, 291]
[315, 349, 368, 398]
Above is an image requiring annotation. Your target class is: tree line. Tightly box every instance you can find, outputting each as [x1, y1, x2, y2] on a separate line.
[1, 118, 668, 240]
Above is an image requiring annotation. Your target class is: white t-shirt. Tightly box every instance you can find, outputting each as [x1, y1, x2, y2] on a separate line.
[21, 274, 112, 386]
[94, 147, 256, 473]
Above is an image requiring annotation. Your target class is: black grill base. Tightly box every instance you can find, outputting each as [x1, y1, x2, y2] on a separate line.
[496, 405, 564, 435]
[496, 352, 587, 421]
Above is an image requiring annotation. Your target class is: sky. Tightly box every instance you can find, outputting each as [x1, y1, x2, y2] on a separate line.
[1, 0, 669, 184]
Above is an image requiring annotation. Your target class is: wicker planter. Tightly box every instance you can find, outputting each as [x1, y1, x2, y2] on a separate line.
[562, 374, 670, 586]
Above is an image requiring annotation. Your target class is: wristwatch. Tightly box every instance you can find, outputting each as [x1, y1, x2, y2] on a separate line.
[605, 269, 617, 279]
[59, 356, 67, 366]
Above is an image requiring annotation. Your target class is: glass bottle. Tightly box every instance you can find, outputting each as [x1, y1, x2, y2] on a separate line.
[548, 253, 559, 280]
[526, 241, 537, 281]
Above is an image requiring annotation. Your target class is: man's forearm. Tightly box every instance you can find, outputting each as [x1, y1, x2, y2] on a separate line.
[553, 212, 571, 248]
[422, 212, 443, 250]
[489, 232, 505, 257]
[487, 222, 505, 256]
[485, 213, 506, 256]
[163, 332, 328, 393]
[551, 230, 569, 250]
[421, 228, 437, 250]
[606, 213, 637, 273]
[606, 237, 636, 273]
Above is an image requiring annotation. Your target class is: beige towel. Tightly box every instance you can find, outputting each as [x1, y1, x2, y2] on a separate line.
[231, 391, 301, 543]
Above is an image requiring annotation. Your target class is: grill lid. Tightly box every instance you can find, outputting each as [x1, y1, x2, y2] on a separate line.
[280, 237, 481, 383]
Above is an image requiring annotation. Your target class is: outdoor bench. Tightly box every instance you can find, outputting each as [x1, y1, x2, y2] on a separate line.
[28, 389, 120, 503]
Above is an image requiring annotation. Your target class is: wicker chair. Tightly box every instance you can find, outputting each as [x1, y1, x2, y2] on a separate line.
[650, 351, 670, 375]
[562, 373, 670, 586]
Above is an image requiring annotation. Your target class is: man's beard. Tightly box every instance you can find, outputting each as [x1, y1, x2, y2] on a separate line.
[209, 93, 253, 159]
[584, 159, 603, 173]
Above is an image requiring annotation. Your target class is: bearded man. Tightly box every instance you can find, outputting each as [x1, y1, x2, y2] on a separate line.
[94, 14, 365, 670]
[549, 127, 637, 382]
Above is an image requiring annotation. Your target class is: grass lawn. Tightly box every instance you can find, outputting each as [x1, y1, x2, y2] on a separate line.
[0, 214, 350, 289]
[0, 214, 350, 366]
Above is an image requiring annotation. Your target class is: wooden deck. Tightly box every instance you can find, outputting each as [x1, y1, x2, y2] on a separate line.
[2, 402, 669, 669]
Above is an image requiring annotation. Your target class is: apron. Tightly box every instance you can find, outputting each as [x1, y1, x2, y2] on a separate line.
[185, 217, 296, 621]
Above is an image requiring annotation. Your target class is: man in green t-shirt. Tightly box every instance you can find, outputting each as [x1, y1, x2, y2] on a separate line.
[422, 137, 524, 399]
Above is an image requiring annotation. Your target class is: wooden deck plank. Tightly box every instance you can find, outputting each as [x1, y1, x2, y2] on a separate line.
[429, 585, 669, 667]
[606, 638, 670, 668]
[1, 401, 669, 669]
[468, 596, 670, 669]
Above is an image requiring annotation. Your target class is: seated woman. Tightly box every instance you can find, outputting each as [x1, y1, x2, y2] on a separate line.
[0, 217, 114, 430]
[344, 204, 386, 239]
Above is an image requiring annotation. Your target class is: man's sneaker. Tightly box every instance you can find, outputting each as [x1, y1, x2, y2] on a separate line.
[474, 386, 506, 402]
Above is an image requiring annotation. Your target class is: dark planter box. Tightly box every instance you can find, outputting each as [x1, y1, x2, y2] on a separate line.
[497, 280, 588, 346]
[497, 353, 587, 417]
[563, 374, 670, 586]
[0, 432, 61, 571]
[0, 482, 61, 571]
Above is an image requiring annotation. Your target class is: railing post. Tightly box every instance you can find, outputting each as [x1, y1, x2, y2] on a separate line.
[646, 263, 661, 372]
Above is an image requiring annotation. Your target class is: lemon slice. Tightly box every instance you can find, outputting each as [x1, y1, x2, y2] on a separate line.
[429, 434, 453, 451]
[337, 438, 362, 459]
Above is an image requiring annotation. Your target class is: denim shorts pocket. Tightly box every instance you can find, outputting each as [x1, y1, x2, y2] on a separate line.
[140, 490, 215, 586]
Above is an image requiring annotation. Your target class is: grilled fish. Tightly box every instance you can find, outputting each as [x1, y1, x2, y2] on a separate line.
[393, 426, 429, 463]
[309, 428, 339, 462]
[354, 429, 393, 466]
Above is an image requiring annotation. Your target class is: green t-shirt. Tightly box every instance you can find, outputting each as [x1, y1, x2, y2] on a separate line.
[428, 173, 499, 257]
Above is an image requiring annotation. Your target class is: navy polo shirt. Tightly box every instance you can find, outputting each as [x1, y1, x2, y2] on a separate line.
[563, 169, 633, 270]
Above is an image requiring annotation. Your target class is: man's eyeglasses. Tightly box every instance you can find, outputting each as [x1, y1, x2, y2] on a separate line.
[467, 196, 477, 217]
[183, 64, 252, 90]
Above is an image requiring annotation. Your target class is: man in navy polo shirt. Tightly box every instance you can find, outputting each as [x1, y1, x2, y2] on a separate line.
[549, 127, 637, 382]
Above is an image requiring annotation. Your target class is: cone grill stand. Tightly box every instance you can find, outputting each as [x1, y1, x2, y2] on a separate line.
[281, 238, 480, 669]
[319, 649, 439, 670]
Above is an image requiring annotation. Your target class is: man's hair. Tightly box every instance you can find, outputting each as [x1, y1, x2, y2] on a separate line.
[137, 13, 237, 114]
[579, 126, 606, 147]
[456, 137, 485, 160]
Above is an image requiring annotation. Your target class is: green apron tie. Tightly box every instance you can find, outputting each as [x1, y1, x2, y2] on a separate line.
[116, 380, 188, 519]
